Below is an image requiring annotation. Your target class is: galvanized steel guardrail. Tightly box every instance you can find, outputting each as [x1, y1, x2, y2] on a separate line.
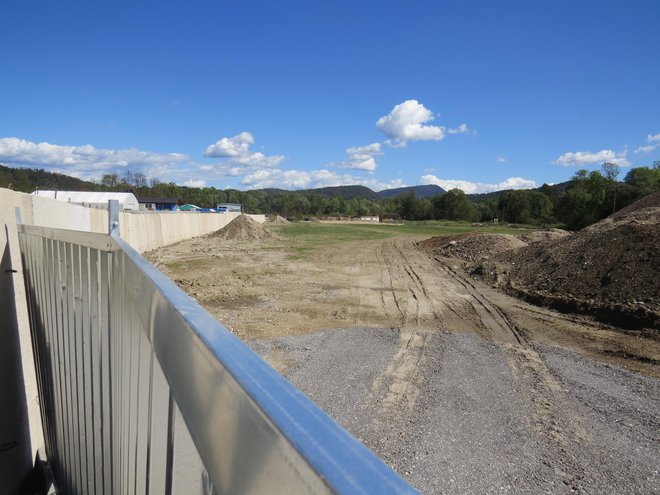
[17, 215, 417, 494]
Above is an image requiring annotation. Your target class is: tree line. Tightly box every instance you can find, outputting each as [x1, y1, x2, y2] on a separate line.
[100, 163, 659, 229]
[2, 162, 658, 230]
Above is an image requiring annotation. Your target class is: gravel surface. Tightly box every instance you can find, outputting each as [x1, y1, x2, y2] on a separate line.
[151, 228, 659, 493]
[250, 328, 660, 494]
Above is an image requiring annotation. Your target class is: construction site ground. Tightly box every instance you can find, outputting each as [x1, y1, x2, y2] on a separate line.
[146, 221, 659, 494]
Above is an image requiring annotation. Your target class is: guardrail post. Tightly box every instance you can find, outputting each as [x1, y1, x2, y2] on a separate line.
[108, 200, 119, 236]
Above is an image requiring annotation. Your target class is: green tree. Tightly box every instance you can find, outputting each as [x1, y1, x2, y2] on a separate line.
[400, 191, 424, 220]
[498, 190, 531, 223]
[329, 195, 347, 216]
[556, 170, 609, 229]
[624, 166, 660, 198]
[432, 189, 478, 221]
[602, 162, 620, 214]
[101, 173, 119, 188]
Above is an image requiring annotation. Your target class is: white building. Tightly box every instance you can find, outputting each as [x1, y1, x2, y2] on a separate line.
[32, 191, 140, 211]
[216, 203, 242, 213]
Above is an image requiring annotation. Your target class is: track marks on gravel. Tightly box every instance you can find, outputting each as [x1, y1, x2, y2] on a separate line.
[371, 239, 593, 488]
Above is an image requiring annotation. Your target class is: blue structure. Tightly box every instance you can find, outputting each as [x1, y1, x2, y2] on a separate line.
[137, 196, 178, 211]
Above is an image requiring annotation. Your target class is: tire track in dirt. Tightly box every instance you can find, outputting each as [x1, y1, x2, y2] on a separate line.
[365, 239, 439, 445]
[150, 230, 658, 492]
[427, 252, 591, 489]
[364, 239, 592, 488]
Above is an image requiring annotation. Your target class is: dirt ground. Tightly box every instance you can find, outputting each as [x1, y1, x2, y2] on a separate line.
[145, 224, 659, 493]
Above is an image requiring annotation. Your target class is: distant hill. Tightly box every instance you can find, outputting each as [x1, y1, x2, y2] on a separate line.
[467, 190, 513, 203]
[378, 184, 446, 199]
[541, 181, 571, 194]
[253, 188, 290, 196]
[0, 163, 573, 206]
[253, 185, 380, 200]
[301, 185, 381, 200]
[468, 181, 572, 203]
[0, 164, 102, 193]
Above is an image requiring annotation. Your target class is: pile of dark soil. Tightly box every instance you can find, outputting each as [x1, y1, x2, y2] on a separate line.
[419, 233, 526, 262]
[611, 191, 660, 219]
[210, 215, 280, 241]
[518, 228, 571, 244]
[473, 203, 660, 330]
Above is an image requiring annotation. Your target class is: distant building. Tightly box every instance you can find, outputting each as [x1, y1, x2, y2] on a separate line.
[359, 216, 380, 222]
[179, 204, 201, 211]
[137, 197, 178, 211]
[32, 190, 139, 210]
[216, 203, 242, 213]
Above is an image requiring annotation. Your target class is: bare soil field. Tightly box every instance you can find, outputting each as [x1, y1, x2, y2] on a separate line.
[146, 218, 659, 493]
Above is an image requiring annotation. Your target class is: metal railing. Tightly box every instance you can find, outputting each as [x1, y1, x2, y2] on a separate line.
[17, 218, 416, 494]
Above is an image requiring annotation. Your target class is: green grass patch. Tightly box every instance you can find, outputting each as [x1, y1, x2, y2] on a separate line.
[164, 260, 183, 270]
[269, 220, 536, 258]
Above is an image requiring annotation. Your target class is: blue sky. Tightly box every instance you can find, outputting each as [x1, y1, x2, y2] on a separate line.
[1, 1, 658, 192]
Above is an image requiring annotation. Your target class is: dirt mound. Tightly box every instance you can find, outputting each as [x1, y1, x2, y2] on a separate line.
[419, 233, 527, 262]
[271, 215, 290, 224]
[473, 206, 660, 329]
[211, 215, 280, 241]
[611, 191, 660, 219]
[518, 228, 571, 244]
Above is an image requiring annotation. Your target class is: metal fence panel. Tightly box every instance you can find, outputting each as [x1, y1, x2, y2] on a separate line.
[18, 224, 417, 494]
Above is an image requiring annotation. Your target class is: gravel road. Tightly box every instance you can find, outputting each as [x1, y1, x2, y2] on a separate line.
[251, 328, 659, 494]
[151, 231, 660, 494]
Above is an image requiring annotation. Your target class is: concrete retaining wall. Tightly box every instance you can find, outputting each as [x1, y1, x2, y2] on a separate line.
[120, 212, 266, 253]
[0, 187, 264, 488]
[0, 189, 108, 491]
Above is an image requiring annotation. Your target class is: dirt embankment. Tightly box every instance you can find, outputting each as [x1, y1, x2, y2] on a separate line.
[418, 233, 527, 262]
[269, 215, 290, 224]
[471, 202, 660, 331]
[518, 228, 571, 244]
[210, 214, 280, 241]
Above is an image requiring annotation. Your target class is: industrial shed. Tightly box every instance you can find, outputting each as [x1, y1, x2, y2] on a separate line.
[32, 190, 140, 210]
[216, 203, 242, 213]
[137, 196, 178, 211]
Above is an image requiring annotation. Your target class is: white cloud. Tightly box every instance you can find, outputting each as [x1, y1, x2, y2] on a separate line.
[184, 178, 206, 188]
[241, 167, 404, 191]
[330, 142, 382, 172]
[496, 156, 507, 163]
[634, 133, 660, 154]
[554, 149, 630, 167]
[376, 100, 469, 147]
[204, 131, 253, 157]
[0, 137, 189, 179]
[447, 123, 469, 135]
[204, 132, 284, 168]
[421, 175, 537, 194]
[346, 143, 382, 155]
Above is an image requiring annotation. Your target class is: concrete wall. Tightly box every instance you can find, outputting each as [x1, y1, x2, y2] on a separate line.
[0, 187, 264, 489]
[120, 212, 265, 253]
[1, 193, 33, 495]
[0, 189, 107, 492]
